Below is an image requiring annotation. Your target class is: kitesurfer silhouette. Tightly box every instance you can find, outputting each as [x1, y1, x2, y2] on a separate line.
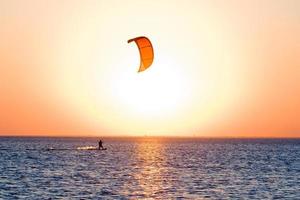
[98, 139, 104, 150]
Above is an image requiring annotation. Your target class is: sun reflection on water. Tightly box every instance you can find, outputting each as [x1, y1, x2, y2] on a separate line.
[131, 138, 168, 198]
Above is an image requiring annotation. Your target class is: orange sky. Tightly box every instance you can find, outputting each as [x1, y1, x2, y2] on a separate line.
[0, 0, 299, 137]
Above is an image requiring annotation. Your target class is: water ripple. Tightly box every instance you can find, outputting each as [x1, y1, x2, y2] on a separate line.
[0, 137, 299, 199]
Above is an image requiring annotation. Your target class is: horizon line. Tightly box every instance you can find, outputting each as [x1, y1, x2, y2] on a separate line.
[0, 135, 299, 139]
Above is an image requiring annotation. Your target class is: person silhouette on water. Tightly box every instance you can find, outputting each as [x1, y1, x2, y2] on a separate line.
[98, 139, 104, 150]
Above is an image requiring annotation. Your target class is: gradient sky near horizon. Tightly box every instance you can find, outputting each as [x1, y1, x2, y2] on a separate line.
[0, 0, 299, 137]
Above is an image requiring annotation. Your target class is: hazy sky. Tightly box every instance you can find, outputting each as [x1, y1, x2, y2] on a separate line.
[0, 0, 299, 137]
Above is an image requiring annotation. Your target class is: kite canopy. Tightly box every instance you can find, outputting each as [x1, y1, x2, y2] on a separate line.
[128, 36, 154, 72]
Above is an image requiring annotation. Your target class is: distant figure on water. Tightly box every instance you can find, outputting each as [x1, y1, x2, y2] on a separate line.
[98, 139, 104, 150]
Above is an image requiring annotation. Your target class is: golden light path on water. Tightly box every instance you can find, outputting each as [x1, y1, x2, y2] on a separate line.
[120, 138, 200, 198]
[133, 140, 166, 197]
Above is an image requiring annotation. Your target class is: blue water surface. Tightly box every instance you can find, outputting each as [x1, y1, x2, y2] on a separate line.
[0, 137, 299, 199]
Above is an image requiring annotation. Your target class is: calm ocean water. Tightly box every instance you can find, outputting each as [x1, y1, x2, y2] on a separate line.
[0, 137, 299, 199]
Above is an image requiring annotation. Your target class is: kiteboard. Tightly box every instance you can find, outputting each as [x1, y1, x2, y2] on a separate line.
[84, 148, 107, 151]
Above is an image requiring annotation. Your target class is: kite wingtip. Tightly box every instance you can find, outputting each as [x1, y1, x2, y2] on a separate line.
[128, 36, 147, 44]
[138, 66, 147, 73]
[127, 39, 134, 43]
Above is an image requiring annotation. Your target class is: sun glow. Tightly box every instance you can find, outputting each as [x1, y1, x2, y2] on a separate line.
[58, 28, 243, 136]
[112, 61, 190, 118]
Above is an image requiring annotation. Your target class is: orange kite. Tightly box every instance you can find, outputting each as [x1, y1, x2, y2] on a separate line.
[128, 36, 154, 72]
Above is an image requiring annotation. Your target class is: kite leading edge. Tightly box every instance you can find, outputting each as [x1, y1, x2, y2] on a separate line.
[128, 36, 154, 72]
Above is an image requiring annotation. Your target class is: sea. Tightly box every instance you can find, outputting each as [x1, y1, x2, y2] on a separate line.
[0, 137, 299, 199]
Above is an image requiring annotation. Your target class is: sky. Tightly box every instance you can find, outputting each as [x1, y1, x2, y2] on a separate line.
[0, 0, 299, 137]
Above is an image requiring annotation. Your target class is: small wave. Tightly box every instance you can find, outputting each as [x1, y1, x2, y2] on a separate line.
[76, 146, 98, 150]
